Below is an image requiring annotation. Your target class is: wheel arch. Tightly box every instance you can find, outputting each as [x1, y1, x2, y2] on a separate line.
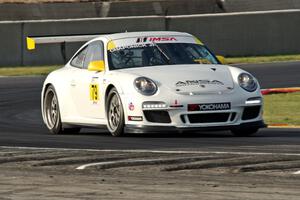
[104, 84, 126, 136]
[41, 76, 69, 123]
[104, 84, 117, 113]
[43, 83, 53, 96]
[42, 82, 64, 123]
[104, 83, 128, 122]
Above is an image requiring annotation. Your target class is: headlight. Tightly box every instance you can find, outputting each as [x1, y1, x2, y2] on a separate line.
[134, 77, 157, 96]
[238, 73, 258, 92]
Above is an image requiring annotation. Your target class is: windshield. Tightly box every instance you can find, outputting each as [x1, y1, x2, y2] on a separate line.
[108, 43, 219, 70]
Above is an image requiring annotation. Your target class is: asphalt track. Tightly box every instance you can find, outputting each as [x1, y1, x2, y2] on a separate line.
[0, 61, 299, 151]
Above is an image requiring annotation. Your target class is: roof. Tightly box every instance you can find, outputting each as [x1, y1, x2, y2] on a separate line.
[104, 31, 192, 40]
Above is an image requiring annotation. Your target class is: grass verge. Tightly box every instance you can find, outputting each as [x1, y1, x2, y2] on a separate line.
[0, 66, 59, 76]
[264, 92, 300, 126]
[226, 54, 300, 64]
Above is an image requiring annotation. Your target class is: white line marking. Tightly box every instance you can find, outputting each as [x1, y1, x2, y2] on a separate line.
[1, 146, 300, 156]
[77, 161, 123, 170]
[3, 146, 300, 171]
[76, 158, 164, 170]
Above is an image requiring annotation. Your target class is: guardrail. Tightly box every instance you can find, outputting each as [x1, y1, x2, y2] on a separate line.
[168, 10, 300, 57]
[0, 0, 222, 20]
[1, 9, 300, 66]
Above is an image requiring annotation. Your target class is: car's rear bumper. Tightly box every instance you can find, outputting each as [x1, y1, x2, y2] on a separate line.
[124, 120, 267, 134]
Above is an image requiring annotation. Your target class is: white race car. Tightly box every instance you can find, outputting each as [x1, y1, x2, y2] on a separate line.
[27, 31, 266, 136]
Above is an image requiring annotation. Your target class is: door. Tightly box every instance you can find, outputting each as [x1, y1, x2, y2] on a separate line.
[70, 40, 106, 120]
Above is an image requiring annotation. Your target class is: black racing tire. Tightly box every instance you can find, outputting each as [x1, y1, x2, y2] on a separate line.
[231, 128, 258, 137]
[43, 85, 81, 134]
[106, 88, 125, 137]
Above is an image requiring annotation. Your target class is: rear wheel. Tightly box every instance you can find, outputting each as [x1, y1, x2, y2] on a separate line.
[44, 85, 80, 134]
[106, 88, 125, 136]
[231, 128, 258, 137]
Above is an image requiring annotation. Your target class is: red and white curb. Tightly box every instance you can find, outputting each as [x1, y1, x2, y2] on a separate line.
[261, 87, 300, 95]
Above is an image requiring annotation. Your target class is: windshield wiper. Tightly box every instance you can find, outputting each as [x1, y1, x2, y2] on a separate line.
[151, 42, 171, 64]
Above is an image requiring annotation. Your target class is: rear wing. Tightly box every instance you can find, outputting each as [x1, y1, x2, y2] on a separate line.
[26, 34, 103, 50]
[26, 34, 103, 62]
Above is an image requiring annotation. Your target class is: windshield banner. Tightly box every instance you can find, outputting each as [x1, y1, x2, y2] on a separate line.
[108, 36, 199, 51]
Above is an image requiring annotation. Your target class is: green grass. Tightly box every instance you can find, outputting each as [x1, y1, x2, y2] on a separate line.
[264, 92, 300, 126]
[225, 54, 300, 64]
[0, 66, 60, 76]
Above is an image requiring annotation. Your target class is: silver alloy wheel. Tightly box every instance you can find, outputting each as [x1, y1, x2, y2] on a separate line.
[108, 93, 121, 131]
[45, 91, 58, 129]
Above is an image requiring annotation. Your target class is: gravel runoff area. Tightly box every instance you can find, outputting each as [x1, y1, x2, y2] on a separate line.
[0, 147, 300, 200]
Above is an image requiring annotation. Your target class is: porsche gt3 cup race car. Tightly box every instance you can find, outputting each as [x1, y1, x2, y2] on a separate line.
[27, 31, 266, 136]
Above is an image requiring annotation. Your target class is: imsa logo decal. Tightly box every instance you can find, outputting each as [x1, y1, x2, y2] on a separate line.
[176, 80, 224, 87]
[136, 37, 177, 43]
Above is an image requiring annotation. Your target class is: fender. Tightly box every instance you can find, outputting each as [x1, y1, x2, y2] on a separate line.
[103, 72, 140, 122]
[41, 67, 76, 124]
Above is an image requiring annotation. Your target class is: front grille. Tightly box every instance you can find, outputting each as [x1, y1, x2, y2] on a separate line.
[187, 113, 230, 124]
[242, 106, 261, 120]
[143, 111, 171, 123]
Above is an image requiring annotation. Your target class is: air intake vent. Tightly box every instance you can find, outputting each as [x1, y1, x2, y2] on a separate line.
[188, 113, 230, 124]
[143, 111, 171, 123]
[242, 106, 261, 120]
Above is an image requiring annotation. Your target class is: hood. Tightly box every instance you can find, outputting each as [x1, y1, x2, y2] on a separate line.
[118, 64, 235, 95]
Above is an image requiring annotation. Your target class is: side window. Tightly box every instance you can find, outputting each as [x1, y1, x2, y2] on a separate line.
[70, 46, 88, 68]
[83, 41, 105, 69]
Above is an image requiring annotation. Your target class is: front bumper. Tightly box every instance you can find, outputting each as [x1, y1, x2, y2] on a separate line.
[124, 120, 267, 134]
[122, 86, 265, 133]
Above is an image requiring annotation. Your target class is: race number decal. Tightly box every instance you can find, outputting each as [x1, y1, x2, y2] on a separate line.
[89, 84, 99, 102]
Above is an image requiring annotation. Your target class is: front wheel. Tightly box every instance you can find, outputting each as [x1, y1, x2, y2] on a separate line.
[106, 88, 125, 136]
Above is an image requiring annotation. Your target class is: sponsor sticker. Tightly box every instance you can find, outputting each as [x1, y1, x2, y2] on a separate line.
[109, 43, 155, 52]
[128, 102, 135, 111]
[136, 37, 177, 43]
[170, 99, 183, 108]
[176, 80, 224, 87]
[188, 102, 231, 111]
[128, 116, 143, 121]
[89, 83, 99, 103]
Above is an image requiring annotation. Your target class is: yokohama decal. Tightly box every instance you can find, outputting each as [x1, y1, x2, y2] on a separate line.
[188, 102, 231, 111]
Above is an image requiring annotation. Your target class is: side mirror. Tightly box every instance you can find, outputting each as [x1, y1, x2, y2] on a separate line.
[88, 60, 105, 72]
[216, 55, 226, 64]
